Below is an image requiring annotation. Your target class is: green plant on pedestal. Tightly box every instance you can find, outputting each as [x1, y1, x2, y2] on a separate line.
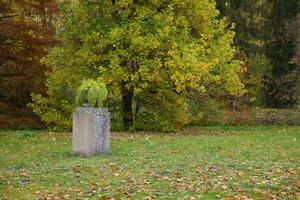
[76, 80, 108, 108]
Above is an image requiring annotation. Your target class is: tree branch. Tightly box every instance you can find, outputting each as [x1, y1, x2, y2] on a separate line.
[156, 0, 172, 12]
[0, 14, 19, 20]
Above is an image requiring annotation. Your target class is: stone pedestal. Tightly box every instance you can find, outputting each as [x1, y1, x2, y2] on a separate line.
[72, 107, 110, 156]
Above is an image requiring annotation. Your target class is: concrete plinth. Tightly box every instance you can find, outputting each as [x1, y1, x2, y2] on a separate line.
[72, 107, 110, 156]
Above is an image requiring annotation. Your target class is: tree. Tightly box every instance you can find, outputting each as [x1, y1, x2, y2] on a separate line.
[216, 0, 267, 57]
[216, 0, 271, 107]
[216, 0, 300, 108]
[31, 0, 245, 131]
[0, 0, 58, 107]
[263, 0, 299, 108]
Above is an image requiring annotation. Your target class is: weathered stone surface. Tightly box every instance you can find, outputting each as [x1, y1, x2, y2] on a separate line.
[72, 107, 110, 156]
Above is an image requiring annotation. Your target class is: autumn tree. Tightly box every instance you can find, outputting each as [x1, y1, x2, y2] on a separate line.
[31, 0, 245, 131]
[0, 0, 58, 108]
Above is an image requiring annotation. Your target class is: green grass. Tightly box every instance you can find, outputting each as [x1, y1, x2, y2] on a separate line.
[0, 126, 299, 199]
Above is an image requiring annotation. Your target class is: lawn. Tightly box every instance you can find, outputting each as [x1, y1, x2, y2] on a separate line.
[0, 126, 299, 199]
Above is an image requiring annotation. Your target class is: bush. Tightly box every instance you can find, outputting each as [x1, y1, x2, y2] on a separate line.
[252, 108, 300, 125]
[133, 90, 190, 132]
[29, 65, 84, 131]
[29, 94, 74, 131]
[225, 108, 300, 125]
[188, 95, 226, 126]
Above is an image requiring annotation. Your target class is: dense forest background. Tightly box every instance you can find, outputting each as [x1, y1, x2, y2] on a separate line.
[0, 0, 299, 130]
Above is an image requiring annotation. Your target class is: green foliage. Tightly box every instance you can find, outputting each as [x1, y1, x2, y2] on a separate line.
[243, 54, 272, 106]
[263, 0, 299, 108]
[216, 0, 300, 108]
[32, 0, 245, 131]
[188, 95, 226, 126]
[216, 0, 266, 55]
[76, 80, 108, 108]
[30, 94, 73, 131]
[133, 90, 190, 132]
[29, 43, 101, 130]
[106, 95, 124, 131]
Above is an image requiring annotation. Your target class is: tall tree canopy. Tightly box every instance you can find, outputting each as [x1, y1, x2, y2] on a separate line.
[0, 0, 58, 107]
[31, 0, 245, 131]
[216, 0, 300, 108]
[263, 0, 299, 108]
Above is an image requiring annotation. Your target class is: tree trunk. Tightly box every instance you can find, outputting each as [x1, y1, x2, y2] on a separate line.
[121, 84, 134, 130]
[135, 96, 140, 121]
